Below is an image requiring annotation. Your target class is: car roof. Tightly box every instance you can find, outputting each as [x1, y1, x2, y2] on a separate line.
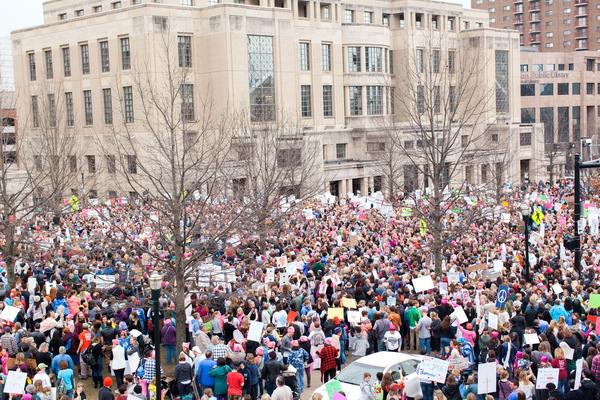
[353, 352, 421, 368]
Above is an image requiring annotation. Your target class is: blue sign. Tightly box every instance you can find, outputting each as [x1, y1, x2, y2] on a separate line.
[496, 285, 509, 308]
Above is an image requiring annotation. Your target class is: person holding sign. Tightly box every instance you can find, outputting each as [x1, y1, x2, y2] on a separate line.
[550, 347, 569, 393]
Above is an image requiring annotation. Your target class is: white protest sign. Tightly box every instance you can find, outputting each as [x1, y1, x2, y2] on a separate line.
[27, 277, 37, 293]
[451, 306, 468, 325]
[94, 274, 116, 289]
[279, 272, 289, 285]
[127, 352, 140, 374]
[477, 362, 497, 394]
[266, 268, 275, 283]
[536, 368, 559, 389]
[347, 311, 361, 324]
[439, 283, 448, 295]
[552, 283, 563, 295]
[412, 275, 435, 293]
[524, 333, 540, 345]
[285, 263, 298, 275]
[129, 329, 142, 338]
[488, 313, 498, 330]
[0, 305, 20, 322]
[574, 358, 584, 390]
[493, 260, 504, 272]
[4, 370, 27, 394]
[248, 321, 264, 343]
[560, 342, 574, 360]
[447, 355, 470, 370]
[416, 357, 449, 383]
[501, 213, 510, 224]
[448, 273, 460, 284]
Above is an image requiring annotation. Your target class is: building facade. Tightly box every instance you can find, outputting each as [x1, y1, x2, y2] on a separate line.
[519, 50, 600, 176]
[472, 0, 599, 51]
[11, 0, 544, 200]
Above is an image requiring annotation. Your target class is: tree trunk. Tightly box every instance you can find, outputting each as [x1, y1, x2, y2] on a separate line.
[175, 264, 186, 355]
[3, 224, 15, 288]
[432, 222, 443, 276]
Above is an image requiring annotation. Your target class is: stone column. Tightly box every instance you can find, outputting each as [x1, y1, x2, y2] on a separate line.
[340, 179, 347, 198]
[360, 177, 367, 196]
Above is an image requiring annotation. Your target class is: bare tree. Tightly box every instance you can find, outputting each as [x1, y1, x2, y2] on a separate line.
[385, 34, 499, 274]
[373, 128, 405, 199]
[232, 117, 322, 251]
[98, 28, 246, 353]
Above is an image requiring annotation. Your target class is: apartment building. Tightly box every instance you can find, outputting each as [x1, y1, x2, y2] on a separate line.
[472, 0, 600, 51]
[11, 0, 544, 199]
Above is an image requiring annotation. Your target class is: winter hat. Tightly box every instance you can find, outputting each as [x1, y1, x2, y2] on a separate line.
[103, 377, 113, 387]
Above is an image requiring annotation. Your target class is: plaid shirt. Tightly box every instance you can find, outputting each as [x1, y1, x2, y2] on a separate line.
[142, 358, 156, 381]
[209, 343, 230, 360]
[317, 345, 338, 372]
[0, 334, 17, 356]
[592, 354, 600, 382]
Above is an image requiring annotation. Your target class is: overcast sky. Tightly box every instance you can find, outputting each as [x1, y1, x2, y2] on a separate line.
[0, 0, 471, 37]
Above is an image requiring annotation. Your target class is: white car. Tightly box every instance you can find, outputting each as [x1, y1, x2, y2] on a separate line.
[313, 352, 424, 399]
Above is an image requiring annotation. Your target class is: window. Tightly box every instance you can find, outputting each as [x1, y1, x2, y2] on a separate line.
[389, 50, 394, 74]
[106, 155, 116, 174]
[558, 106, 569, 142]
[181, 0, 192, 4]
[100, 40, 110, 72]
[448, 50, 456, 74]
[123, 86, 134, 123]
[417, 85, 424, 114]
[344, 9, 354, 23]
[47, 94, 56, 127]
[367, 86, 382, 115]
[80, 44, 90, 75]
[45, 50, 53, 79]
[415, 13, 423, 28]
[365, 47, 382, 72]
[31, 96, 39, 128]
[383, 14, 390, 26]
[349, 86, 362, 116]
[321, 43, 331, 71]
[178, 36, 192, 67]
[448, 17, 455, 31]
[434, 86, 441, 114]
[521, 108, 535, 123]
[64, 92, 74, 127]
[299, 42, 310, 71]
[572, 82, 580, 94]
[520, 131, 532, 146]
[248, 35, 275, 121]
[558, 64, 565, 71]
[58, 13, 67, 20]
[432, 49, 440, 73]
[86, 155, 96, 173]
[449, 85, 456, 113]
[558, 83, 569, 95]
[62, 47, 71, 77]
[93, 5, 102, 12]
[495, 50, 509, 113]
[112, 1, 122, 8]
[322, 85, 333, 117]
[367, 142, 385, 152]
[75, 9, 84, 16]
[127, 155, 137, 174]
[28, 52, 36, 81]
[300, 85, 312, 117]
[364, 11, 373, 24]
[84, 90, 93, 125]
[102, 88, 113, 124]
[568, 63, 574, 71]
[540, 83, 553, 95]
[68, 156, 77, 173]
[336, 143, 346, 159]
[348, 47, 361, 72]
[520, 84, 535, 96]
[586, 82, 594, 95]
[416, 48, 424, 73]
[572, 106, 580, 141]
[181, 84, 195, 122]
[520, 64, 528, 72]
[120, 37, 131, 70]
[388, 87, 395, 114]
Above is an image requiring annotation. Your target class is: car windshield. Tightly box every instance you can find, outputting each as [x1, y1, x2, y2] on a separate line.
[336, 363, 384, 386]
[391, 359, 421, 381]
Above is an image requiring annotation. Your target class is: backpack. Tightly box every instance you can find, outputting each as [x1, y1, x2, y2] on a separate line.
[57, 377, 67, 397]
[81, 350, 96, 366]
[136, 358, 146, 378]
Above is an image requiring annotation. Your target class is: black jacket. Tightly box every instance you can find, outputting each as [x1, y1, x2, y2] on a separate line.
[98, 387, 114, 400]
[174, 362, 193, 384]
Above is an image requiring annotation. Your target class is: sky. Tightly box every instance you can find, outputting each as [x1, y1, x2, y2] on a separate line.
[0, 0, 471, 37]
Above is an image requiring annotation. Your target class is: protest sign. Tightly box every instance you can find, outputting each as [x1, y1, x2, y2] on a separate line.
[412, 275, 435, 293]
[590, 294, 600, 308]
[552, 283, 563, 295]
[265, 268, 275, 283]
[342, 298, 357, 309]
[325, 379, 343, 400]
[327, 308, 344, 320]
[560, 342, 574, 360]
[347, 311, 361, 324]
[27, 277, 37, 293]
[129, 329, 142, 338]
[536, 368, 559, 389]
[451, 306, 468, 325]
[416, 357, 449, 383]
[466, 264, 487, 273]
[387, 296, 396, 306]
[4, 371, 27, 394]
[523, 333, 540, 345]
[493, 260, 504, 271]
[496, 284, 509, 308]
[439, 282, 448, 295]
[574, 359, 584, 390]
[448, 273, 460, 284]
[248, 321, 264, 342]
[94, 274, 116, 289]
[0, 305, 20, 322]
[477, 362, 497, 394]
[287, 311, 298, 323]
[488, 313, 498, 330]
[447, 355, 470, 371]
[127, 352, 140, 374]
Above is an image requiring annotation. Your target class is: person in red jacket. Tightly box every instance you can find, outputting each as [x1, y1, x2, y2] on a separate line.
[226, 362, 245, 400]
[317, 338, 339, 383]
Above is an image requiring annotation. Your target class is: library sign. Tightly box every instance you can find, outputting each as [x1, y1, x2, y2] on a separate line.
[520, 71, 569, 82]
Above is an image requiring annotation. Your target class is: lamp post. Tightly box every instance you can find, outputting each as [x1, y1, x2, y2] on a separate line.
[520, 204, 531, 282]
[149, 272, 163, 390]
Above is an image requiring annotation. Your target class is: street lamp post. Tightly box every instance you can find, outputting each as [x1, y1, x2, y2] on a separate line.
[520, 204, 531, 282]
[149, 272, 163, 391]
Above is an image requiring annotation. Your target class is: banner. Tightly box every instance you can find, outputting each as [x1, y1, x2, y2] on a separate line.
[495, 284, 509, 308]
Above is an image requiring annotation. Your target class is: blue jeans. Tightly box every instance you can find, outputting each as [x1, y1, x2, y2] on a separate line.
[377, 339, 386, 352]
[421, 382, 434, 400]
[558, 378, 569, 393]
[295, 367, 305, 393]
[441, 338, 452, 356]
[164, 344, 176, 364]
[419, 338, 431, 354]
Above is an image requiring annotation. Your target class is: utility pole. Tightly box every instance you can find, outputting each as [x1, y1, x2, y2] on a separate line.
[573, 153, 600, 272]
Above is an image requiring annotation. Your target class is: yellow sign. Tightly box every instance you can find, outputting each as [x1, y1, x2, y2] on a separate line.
[327, 307, 344, 320]
[419, 219, 427, 236]
[531, 208, 544, 225]
[68, 195, 79, 212]
[341, 298, 357, 309]
[501, 200, 509, 207]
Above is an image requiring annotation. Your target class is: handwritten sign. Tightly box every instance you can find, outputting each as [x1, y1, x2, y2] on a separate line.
[342, 298, 357, 309]
[412, 275, 435, 293]
[248, 321, 264, 343]
[4, 371, 27, 394]
[416, 357, 449, 383]
[327, 308, 344, 320]
[477, 362, 497, 394]
[536, 368, 559, 389]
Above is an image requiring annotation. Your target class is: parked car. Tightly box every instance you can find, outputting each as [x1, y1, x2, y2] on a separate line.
[313, 352, 424, 399]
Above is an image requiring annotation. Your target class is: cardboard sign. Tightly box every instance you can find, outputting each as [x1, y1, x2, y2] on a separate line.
[4, 371, 27, 394]
[552, 283, 563, 295]
[247, 321, 264, 343]
[439, 283, 448, 295]
[447, 355, 470, 371]
[536, 368, 559, 389]
[590, 294, 600, 308]
[327, 308, 344, 320]
[477, 362, 497, 394]
[347, 311, 361, 324]
[560, 342, 574, 360]
[94, 274, 116, 289]
[451, 306, 468, 325]
[416, 357, 450, 383]
[0, 305, 20, 322]
[524, 333, 540, 345]
[342, 298, 357, 309]
[488, 313, 498, 330]
[466, 264, 487, 273]
[412, 275, 435, 293]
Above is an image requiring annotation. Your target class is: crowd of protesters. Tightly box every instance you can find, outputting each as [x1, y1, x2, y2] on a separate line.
[0, 179, 598, 400]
